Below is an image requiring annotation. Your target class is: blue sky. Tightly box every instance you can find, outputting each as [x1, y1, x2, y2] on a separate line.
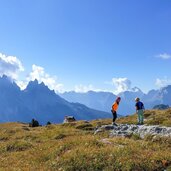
[0, 0, 171, 94]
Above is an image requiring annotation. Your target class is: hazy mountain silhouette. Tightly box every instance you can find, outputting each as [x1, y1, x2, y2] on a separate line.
[0, 75, 32, 122]
[60, 86, 171, 115]
[1, 75, 170, 122]
[118, 87, 145, 115]
[0, 76, 110, 124]
[159, 85, 171, 105]
[60, 87, 145, 115]
[60, 91, 117, 112]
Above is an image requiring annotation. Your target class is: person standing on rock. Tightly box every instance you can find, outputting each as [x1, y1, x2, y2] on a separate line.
[111, 97, 121, 126]
[135, 97, 145, 125]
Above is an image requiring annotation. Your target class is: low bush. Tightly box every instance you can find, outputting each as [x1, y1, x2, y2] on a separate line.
[29, 119, 39, 127]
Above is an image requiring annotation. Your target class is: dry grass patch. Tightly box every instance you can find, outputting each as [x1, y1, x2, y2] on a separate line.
[115, 109, 171, 126]
[6, 140, 33, 152]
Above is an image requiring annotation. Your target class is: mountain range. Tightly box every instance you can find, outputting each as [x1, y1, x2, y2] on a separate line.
[0, 75, 110, 124]
[60, 86, 171, 115]
[1, 75, 171, 124]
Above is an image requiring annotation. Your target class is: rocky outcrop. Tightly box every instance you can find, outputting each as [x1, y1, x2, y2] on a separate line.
[94, 124, 171, 138]
[63, 116, 76, 123]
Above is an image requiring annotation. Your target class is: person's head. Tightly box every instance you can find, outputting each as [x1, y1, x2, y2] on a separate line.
[135, 97, 140, 102]
[116, 97, 121, 103]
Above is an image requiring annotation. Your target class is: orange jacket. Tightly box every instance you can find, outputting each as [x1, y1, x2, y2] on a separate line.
[112, 102, 119, 111]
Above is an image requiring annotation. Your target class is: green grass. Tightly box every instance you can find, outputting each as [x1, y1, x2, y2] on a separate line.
[0, 109, 171, 170]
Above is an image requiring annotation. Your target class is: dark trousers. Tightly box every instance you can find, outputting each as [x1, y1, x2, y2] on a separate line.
[112, 110, 117, 122]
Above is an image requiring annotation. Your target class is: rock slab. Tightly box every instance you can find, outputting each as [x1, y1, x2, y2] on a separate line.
[95, 124, 171, 138]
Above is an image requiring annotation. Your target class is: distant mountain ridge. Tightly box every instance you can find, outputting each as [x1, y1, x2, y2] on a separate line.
[0, 75, 110, 124]
[60, 91, 117, 112]
[1, 75, 170, 123]
[60, 86, 171, 116]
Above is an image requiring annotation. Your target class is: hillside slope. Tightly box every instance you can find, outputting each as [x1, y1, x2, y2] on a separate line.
[117, 108, 171, 126]
[0, 109, 171, 170]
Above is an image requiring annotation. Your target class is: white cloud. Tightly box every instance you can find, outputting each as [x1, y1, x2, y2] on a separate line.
[112, 77, 131, 94]
[17, 64, 64, 92]
[0, 53, 24, 79]
[74, 84, 94, 93]
[156, 53, 171, 60]
[155, 77, 171, 88]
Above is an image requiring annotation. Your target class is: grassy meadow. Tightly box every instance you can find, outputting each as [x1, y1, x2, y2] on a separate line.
[0, 109, 171, 171]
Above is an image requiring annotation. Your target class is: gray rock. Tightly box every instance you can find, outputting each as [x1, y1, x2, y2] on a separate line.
[95, 124, 171, 139]
[63, 116, 76, 123]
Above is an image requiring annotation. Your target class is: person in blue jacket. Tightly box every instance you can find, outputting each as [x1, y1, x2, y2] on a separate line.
[135, 97, 145, 125]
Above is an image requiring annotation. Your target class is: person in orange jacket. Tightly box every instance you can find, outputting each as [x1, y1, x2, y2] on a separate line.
[111, 97, 121, 126]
